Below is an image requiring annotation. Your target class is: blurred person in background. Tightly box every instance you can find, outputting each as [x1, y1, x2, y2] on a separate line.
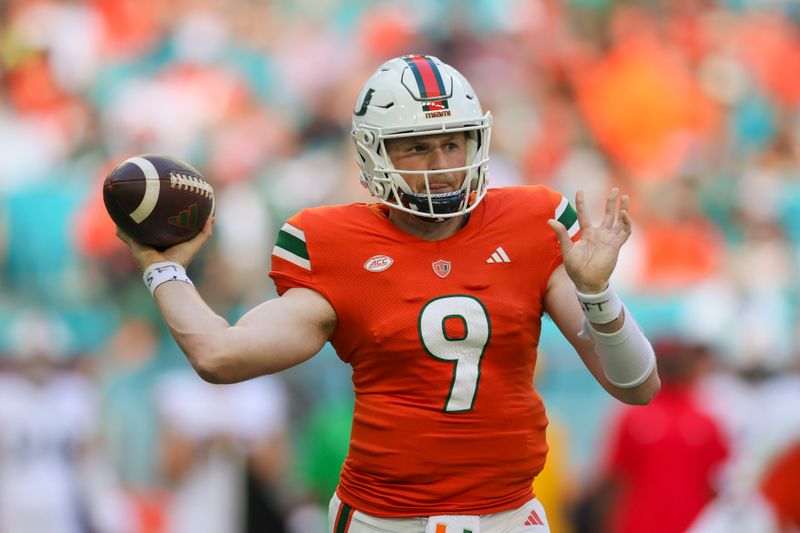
[574, 338, 728, 533]
[95, 316, 165, 529]
[759, 438, 800, 532]
[155, 370, 291, 533]
[685, 324, 800, 533]
[0, 312, 132, 533]
[116, 54, 659, 533]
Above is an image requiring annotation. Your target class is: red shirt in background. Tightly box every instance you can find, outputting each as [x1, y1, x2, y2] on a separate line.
[603, 385, 729, 533]
[761, 441, 800, 529]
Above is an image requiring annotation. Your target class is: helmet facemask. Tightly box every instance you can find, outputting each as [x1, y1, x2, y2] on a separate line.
[352, 55, 492, 221]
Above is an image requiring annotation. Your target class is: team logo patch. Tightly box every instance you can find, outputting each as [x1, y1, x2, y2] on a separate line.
[432, 259, 451, 278]
[423, 99, 450, 119]
[364, 255, 394, 272]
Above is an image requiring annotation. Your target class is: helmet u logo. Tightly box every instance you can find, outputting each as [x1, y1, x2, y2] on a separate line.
[354, 88, 375, 116]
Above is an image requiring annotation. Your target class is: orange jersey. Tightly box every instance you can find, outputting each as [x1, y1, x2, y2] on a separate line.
[269, 185, 580, 517]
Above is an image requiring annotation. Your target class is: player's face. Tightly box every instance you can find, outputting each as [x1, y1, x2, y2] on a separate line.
[385, 132, 468, 194]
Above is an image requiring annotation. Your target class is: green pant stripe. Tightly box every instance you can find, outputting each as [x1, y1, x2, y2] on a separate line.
[335, 503, 354, 533]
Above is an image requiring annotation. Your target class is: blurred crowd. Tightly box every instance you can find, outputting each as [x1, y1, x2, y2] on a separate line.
[1, 0, 800, 532]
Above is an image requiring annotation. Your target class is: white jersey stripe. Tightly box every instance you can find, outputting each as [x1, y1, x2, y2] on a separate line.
[496, 247, 510, 262]
[554, 196, 569, 220]
[491, 252, 502, 263]
[567, 219, 580, 238]
[273, 246, 311, 270]
[281, 223, 306, 242]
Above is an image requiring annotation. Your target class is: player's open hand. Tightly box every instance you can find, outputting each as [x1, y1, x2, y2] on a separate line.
[116, 216, 214, 272]
[547, 188, 631, 294]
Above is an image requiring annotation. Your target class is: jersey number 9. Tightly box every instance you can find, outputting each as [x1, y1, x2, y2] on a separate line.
[418, 295, 491, 413]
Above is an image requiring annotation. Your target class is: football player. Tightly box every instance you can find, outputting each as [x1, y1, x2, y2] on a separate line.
[118, 54, 660, 533]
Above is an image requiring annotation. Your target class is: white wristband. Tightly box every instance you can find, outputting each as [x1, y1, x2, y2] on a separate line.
[143, 261, 194, 296]
[576, 284, 623, 325]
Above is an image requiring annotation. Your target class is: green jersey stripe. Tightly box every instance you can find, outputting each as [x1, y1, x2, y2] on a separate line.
[557, 205, 577, 228]
[272, 246, 311, 270]
[276, 229, 309, 260]
[566, 218, 580, 237]
[555, 196, 578, 237]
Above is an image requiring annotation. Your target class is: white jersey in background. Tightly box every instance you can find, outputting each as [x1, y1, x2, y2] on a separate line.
[0, 371, 128, 533]
[155, 371, 289, 533]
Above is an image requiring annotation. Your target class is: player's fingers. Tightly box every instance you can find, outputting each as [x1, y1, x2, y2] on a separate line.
[575, 190, 591, 228]
[178, 216, 214, 247]
[114, 229, 160, 271]
[115, 227, 151, 253]
[180, 226, 211, 252]
[547, 219, 573, 254]
[203, 216, 215, 235]
[116, 228, 153, 254]
[612, 194, 630, 230]
[196, 221, 213, 244]
[115, 226, 131, 245]
[612, 208, 632, 249]
[198, 216, 215, 242]
[165, 217, 214, 267]
[618, 208, 632, 236]
[619, 194, 629, 215]
[602, 188, 619, 229]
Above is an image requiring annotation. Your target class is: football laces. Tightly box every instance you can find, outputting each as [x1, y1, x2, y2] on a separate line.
[169, 172, 214, 199]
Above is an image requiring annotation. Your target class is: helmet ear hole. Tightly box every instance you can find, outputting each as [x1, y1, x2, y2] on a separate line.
[357, 129, 375, 146]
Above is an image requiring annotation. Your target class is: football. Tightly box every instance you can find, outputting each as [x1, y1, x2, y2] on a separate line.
[103, 154, 214, 250]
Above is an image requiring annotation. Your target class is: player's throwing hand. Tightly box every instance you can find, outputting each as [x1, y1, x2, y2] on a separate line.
[547, 188, 632, 294]
[116, 216, 214, 272]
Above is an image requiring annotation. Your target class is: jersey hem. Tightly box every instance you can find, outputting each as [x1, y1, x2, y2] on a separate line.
[335, 486, 535, 518]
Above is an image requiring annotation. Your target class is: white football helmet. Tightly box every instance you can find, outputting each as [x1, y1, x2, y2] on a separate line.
[352, 54, 492, 219]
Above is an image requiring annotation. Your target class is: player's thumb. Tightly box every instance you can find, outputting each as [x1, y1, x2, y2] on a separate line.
[547, 219, 569, 248]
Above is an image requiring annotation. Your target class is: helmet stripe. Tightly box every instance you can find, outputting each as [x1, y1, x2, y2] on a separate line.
[403, 55, 446, 99]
